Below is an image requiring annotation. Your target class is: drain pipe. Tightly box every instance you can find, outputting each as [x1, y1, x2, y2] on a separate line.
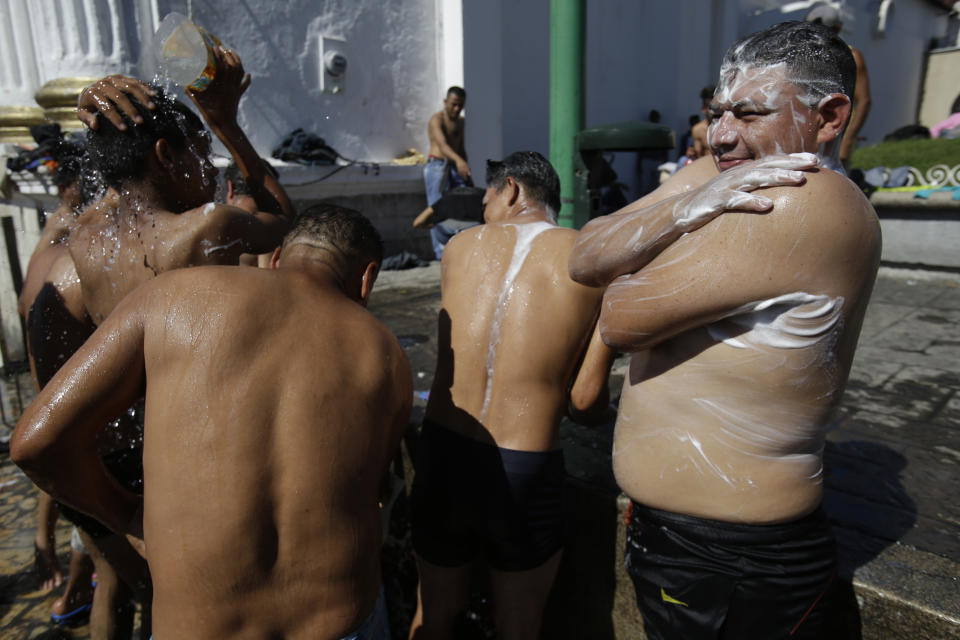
[550, 0, 585, 228]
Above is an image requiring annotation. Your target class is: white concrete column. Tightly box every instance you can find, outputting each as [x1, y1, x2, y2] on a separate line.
[25, 0, 139, 84]
[0, 0, 42, 107]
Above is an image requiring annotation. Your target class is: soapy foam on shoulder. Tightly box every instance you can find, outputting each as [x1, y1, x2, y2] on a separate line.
[479, 221, 555, 420]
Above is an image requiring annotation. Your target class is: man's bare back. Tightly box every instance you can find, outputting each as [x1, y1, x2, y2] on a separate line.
[70, 195, 284, 324]
[427, 218, 605, 450]
[140, 266, 408, 638]
[13, 207, 411, 639]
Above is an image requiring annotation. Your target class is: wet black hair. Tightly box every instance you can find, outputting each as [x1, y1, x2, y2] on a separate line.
[446, 86, 466, 101]
[283, 203, 383, 272]
[85, 85, 206, 190]
[51, 137, 84, 190]
[51, 134, 103, 206]
[486, 151, 561, 215]
[721, 21, 856, 107]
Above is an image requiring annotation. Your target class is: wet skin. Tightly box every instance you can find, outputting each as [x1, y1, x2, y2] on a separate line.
[13, 253, 412, 640]
[409, 179, 615, 640]
[569, 66, 878, 524]
[426, 184, 614, 450]
[69, 53, 292, 324]
[69, 168, 285, 325]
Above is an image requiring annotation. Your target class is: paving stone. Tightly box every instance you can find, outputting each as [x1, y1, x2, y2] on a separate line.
[854, 343, 960, 372]
[858, 302, 920, 340]
[846, 357, 904, 388]
[927, 282, 960, 310]
[935, 394, 960, 428]
[869, 275, 948, 307]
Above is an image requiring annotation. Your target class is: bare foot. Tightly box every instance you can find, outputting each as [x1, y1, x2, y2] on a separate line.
[34, 540, 64, 591]
[51, 550, 94, 625]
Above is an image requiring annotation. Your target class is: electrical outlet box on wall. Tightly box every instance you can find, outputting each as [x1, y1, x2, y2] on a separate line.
[320, 36, 347, 94]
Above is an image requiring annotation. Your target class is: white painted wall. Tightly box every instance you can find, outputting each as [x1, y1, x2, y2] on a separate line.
[745, 0, 951, 145]
[161, 0, 442, 162]
[0, 0, 445, 164]
[0, 0, 142, 106]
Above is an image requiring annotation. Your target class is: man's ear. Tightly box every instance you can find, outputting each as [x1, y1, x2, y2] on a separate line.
[154, 138, 175, 173]
[817, 94, 852, 145]
[359, 261, 379, 306]
[268, 246, 282, 270]
[505, 176, 520, 206]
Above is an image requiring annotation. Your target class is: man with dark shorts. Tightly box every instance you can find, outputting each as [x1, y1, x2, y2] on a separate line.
[569, 22, 880, 639]
[408, 151, 614, 639]
[13, 205, 411, 640]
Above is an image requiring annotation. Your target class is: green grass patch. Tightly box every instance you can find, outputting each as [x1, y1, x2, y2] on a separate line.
[850, 137, 960, 174]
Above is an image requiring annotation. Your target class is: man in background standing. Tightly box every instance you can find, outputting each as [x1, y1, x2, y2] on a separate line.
[805, 2, 870, 169]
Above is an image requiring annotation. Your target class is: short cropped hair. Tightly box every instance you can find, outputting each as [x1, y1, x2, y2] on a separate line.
[283, 204, 383, 273]
[85, 86, 206, 190]
[224, 160, 279, 196]
[720, 21, 855, 107]
[486, 151, 561, 216]
[447, 86, 466, 101]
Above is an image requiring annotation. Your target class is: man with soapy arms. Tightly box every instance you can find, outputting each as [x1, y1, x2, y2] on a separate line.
[569, 22, 880, 639]
[408, 151, 616, 640]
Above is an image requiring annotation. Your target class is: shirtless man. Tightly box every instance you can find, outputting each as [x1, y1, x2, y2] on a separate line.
[408, 151, 615, 640]
[417, 87, 471, 258]
[71, 46, 292, 323]
[689, 85, 715, 159]
[17, 138, 96, 609]
[12, 205, 412, 640]
[804, 3, 871, 168]
[569, 21, 880, 639]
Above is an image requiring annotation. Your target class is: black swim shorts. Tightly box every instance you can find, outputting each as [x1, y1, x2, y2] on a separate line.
[625, 502, 837, 640]
[410, 420, 566, 572]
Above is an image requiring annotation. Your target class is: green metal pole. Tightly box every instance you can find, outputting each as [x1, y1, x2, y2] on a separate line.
[550, 0, 585, 228]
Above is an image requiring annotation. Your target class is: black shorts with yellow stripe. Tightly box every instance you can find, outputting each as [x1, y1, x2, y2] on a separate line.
[624, 502, 836, 640]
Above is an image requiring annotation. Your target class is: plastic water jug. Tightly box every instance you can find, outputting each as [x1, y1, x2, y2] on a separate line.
[144, 12, 222, 91]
